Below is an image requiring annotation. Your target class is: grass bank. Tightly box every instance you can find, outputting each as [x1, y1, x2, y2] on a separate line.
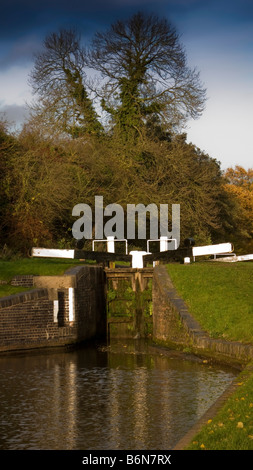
[0, 258, 83, 297]
[166, 261, 253, 450]
[186, 364, 253, 450]
[167, 262, 253, 344]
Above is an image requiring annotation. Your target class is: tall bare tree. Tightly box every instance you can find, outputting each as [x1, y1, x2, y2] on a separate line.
[89, 12, 206, 141]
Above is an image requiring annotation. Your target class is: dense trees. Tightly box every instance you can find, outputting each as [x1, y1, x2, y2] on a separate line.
[0, 12, 252, 253]
[0, 122, 19, 243]
[1, 122, 244, 252]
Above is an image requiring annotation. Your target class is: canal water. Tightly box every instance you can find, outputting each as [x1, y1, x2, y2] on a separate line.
[0, 340, 236, 450]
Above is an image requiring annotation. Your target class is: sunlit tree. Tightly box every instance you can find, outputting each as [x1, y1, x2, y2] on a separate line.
[223, 166, 253, 241]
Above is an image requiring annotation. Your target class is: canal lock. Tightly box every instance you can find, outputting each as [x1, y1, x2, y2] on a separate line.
[105, 268, 153, 341]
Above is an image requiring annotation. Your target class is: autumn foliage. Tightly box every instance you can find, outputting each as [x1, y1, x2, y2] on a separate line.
[223, 166, 253, 245]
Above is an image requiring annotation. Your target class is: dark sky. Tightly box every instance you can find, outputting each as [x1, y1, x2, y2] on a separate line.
[0, 0, 253, 169]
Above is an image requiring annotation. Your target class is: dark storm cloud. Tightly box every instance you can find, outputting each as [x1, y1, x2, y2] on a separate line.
[1, 0, 253, 76]
[2, 0, 253, 43]
[0, 0, 171, 39]
[0, 35, 42, 68]
[0, 0, 180, 68]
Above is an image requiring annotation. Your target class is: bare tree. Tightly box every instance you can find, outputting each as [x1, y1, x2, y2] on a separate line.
[30, 29, 102, 137]
[89, 12, 206, 140]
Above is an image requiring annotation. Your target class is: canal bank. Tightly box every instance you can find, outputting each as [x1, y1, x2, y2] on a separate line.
[151, 264, 253, 450]
[152, 265, 253, 367]
[173, 361, 253, 450]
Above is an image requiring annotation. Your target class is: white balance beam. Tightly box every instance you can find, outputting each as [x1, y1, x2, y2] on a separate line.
[31, 248, 75, 259]
[192, 243, 233, 261]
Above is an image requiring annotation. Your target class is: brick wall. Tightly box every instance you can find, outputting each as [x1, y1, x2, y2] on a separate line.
[65, 264, 106, 341]
[0, 265, 106, 353]
[10, 275, 35, 287]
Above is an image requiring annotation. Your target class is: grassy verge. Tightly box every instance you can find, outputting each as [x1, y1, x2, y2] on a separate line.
[167, 262, 253, 344]
[0, 258, 85, 298]
[186, 365, 253, 450]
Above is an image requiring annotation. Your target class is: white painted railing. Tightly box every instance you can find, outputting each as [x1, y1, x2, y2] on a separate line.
[146, 237, 177, 252]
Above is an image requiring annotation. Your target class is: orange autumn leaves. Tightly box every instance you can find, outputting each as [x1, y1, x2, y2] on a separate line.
[223, 166, 253, 240]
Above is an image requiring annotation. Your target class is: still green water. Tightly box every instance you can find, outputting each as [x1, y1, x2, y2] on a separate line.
[0, 340, 236, 450]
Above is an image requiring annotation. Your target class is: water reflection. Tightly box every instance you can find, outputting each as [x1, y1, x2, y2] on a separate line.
[0, 341, 236, 450]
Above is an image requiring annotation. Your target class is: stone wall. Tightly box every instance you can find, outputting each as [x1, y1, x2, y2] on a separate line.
[0, 265, 106, 353]
[152, 266, 192, 346]
[152, 265, 253, 364]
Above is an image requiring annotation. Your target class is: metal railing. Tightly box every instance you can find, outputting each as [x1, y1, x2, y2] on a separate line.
[147, 238, 177, 253]
[92, 237, 128, 254]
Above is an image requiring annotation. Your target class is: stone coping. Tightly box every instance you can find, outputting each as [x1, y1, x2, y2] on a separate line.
[0, 288, 48, 309]
[33, 275, 77, 289]
[13, 265, 103, 290]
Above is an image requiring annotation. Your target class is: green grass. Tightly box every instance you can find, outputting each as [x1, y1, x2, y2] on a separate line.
[186, 365, 253, 450]
[167, 262, 253, 344]
[0, 284, 34, 297]
[0, 257, 84, 298]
